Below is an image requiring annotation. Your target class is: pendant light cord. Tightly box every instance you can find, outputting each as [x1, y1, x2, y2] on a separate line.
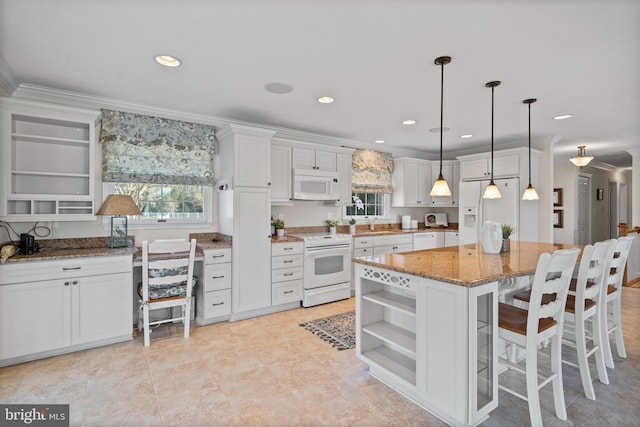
[490, 85, 494, 180]
[528, 102, 532, 186]
[439, 59, 444, 176]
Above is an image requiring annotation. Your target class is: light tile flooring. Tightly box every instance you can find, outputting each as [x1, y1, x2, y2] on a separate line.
[1, 289, 639, 427]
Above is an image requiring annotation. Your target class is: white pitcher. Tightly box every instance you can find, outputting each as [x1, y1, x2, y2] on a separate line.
[481, 220, 502, 254]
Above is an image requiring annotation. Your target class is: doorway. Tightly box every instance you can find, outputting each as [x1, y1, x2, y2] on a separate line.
[577, 174, 591, 245]
[609, 182, 618, 238]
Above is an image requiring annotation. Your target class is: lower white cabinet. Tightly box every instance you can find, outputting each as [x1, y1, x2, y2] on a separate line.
[444, 231, 459, 247]
[197, 248, 232, 325]
[413, 232, 444, 250]
[271, 241, 303, 306]
[0, 255, 132, 365]
[373, 234, 413, 256]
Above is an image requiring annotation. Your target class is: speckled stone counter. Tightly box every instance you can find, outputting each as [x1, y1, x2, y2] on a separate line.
[353, 240, 583, 287]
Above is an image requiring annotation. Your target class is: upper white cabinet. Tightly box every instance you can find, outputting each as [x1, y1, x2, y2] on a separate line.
[270, 142, 293, 205]
[429, 160, 460, 206]
[392, 158, 432, 207]
[293, 147, 337, 171]
[216, 124, 275, 187]
[0, 97, 100, 221]
[334, 152, 353, 206]
[458, 152, 520, 181]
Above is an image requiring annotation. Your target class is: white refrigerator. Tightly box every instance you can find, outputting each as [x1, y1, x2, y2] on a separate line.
[458, 178, 520, 245]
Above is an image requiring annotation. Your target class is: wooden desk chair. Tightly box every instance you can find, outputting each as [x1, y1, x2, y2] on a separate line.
[498, 248, 580, 427]
[602, 235, 635, 368]
[138, 239, 196, 347]
[513, 240, 616, 400]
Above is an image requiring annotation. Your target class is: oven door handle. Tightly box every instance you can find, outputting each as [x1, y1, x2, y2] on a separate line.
[305, 245, 351, 254]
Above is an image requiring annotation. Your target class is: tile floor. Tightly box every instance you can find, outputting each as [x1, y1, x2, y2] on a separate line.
[1, 289, 639, 427]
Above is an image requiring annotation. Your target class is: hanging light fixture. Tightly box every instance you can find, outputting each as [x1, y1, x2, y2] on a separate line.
[482, 81, 502, 199]
[430, 56, 452, 197]
[569, 145, 594, 168]
[521, 98, 540, 201]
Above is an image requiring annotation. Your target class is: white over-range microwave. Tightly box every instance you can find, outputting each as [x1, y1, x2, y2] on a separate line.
[292, 169, 339, 201]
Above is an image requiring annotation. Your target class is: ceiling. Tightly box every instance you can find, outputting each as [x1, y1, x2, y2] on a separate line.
[1, 0, 638, 168]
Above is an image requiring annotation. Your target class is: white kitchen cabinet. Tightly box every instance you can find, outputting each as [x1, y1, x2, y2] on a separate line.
[413, 232, 444, 250]
[270, 143, 293, 205]
[459, 153, 520, 181]
[444, 231, 459, 247]
[271, 241, 303, 306]
[216, 124, 274, 188]
[430, 161, 459, 206]
[197, 248, 232, 325]
[373, 234, 414, 256]
[0, 255, 132, 365]
[333, 152, 353, 206]
[293, 147, 337, 171]
[391, 158, 432, 207]
[0, 97, 99, 221]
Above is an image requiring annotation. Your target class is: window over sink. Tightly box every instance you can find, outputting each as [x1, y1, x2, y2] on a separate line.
[344, 192, 389, 220]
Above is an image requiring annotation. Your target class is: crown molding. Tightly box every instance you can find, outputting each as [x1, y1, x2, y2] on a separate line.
[586, 159, 618, 172]
[0, 56, 19, 97]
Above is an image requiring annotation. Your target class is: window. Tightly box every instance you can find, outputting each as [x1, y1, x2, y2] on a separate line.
[345, 193, 388, 219]
[103, 182, 212, 226]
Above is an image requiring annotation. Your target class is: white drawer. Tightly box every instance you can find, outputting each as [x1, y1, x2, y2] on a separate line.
[353, 237, 373, 249]
[271, 242, 303, 256]
[203, 248, 232, 265]
[203, 289, 231, 318]
[0, 255, 132, 285]
[373, 233, 413, 246]
[272, 254, 303, 270]
[353, 248, 373, 257]
[272, 280, 302, 305]
[203, 263, 232, 292]
[271, 266, 303, 283]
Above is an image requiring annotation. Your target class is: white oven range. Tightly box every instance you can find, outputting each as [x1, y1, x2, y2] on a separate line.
[289, 233, 352, 307]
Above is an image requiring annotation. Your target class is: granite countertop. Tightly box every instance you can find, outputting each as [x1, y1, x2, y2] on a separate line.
[352, 241, 583, 287]
[271, 235, 304, 244]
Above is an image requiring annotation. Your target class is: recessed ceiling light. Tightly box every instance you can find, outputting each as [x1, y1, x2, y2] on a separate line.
[374, 140, 385, 144]
[154, 55, 181, 67]
[317, 96, 335, 104]
[553, 114, 573, 120]
[264, 82, 293, 94]
[429, 127, 449, 133]
[402, 119, 417, 125]
[461, 134, 473, 138]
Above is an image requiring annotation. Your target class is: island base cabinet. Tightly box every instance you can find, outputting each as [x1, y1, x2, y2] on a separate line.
[355, 264, 498, 427]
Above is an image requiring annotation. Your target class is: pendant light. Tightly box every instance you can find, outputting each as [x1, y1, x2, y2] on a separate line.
[569, 145, 594, 168]
[430, 56, 452, 197]
[521, 98, 540, 200]
[482, 81, 502, 199]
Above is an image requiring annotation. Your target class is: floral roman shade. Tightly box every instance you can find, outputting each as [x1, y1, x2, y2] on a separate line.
[99, 109, 215, 185]
[351, 149, 394, 193]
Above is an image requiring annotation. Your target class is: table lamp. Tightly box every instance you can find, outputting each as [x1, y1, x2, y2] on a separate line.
[96, 195, 141, 248]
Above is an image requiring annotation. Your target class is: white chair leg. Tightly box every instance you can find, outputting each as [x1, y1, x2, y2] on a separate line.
[612, 296, 626, 358]
[575, 319, 595, 400]
[525, 350, 543, 427]
[183, 301, 190, 339]
[592, 312, 609, 385]
[143, 305, 151, 347]
[550, 334, 567, 421]
[602, 301, 615, 369]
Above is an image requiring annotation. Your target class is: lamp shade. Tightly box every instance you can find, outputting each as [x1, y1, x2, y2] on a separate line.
[569, 146, 594, 167]
[430, 173, 452, 196]
[483, 181, 502, 199]
[522, 184, 540, 201]
[96, 195, 141, 216]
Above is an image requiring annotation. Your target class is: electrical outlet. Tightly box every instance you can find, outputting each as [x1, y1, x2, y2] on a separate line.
[278, 213, 284, 220]
[328, 213, 333, 221]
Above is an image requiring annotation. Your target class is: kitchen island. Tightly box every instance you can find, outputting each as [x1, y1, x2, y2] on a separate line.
[352, 241, 581, 427]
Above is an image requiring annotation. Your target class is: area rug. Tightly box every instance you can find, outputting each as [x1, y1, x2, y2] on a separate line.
[299, 311, 355, 350]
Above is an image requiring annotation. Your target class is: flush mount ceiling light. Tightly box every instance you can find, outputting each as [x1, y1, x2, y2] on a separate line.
[154, 55, 181, 67]
[522, 98, 540, 201]
[553, 114, 573, 120]
[460, 134, 473, 139]
[430, 56, 452, 197]
[569, 145, 594, 168]
[374, 139, 385, 144]
[264, 82, 293, 94]
[317, 96, 335, 104]
[482, 81, 502, 199]
[402, 119, 417, 125]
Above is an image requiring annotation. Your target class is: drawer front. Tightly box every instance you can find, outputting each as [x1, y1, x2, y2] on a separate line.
[203, 248, 232, 265]
[353, 237, 373, 249]
[272, 254, 303, 270]
[271, 266, 304, 283]
[271, 242, 303, 256]
[353, 248, 373, 258]
[272, 280, 302, 305]
[203, 289, 231, 318]
[373, 234, 413, 246]
[203, 263, 232, 292]
[0, 255, 132, 285]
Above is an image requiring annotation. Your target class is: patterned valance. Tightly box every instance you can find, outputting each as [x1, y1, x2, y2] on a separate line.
[99, 109, 215, 186]
[351, 149, 394, 194]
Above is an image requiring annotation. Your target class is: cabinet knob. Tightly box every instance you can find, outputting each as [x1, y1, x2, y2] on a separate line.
[72, 281, 78, 285]
[64, 281, 70, 286]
